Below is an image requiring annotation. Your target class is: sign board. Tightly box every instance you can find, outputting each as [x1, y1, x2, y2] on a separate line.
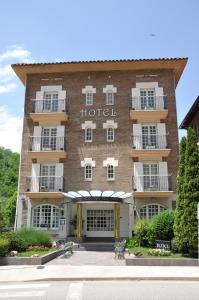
[59, 218, 66, 226]
[197, 203, 199, 220]
[156, 240, 171, 250]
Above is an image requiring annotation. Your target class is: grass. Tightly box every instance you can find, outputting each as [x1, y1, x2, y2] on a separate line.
[127, 246, 186, 259]
[17, 248, 56, 257]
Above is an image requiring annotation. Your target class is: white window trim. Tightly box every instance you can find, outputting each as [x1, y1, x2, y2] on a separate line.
[82, 86, 96, 106]
[32, 204, 60, 230]
[106, 92, 114, 105]
[139, 203, 167, 220]
[84, 164, 92, 181]
[85, 92, 94, 106]
[103, 85, 117, 106]
[81, 158, 95, 181]
[85, 127, 93, 143]
[107, 164, 115, 181]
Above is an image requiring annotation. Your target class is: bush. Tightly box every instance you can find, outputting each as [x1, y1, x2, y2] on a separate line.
[135, 219, 150, 246]
[0, 237, 10, 257]
[9, 233, 28, 252]
[150, 210, 174, 241]
[171, 238, 179, 253]
[148, 248, 171, 257]
[126, 238, 138, 249]
[14, 229, 52, 248]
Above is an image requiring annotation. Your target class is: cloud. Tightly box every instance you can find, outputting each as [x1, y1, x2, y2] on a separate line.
[0, 46, 31, 62]
[0, 106, 23, 153]
[0, 83, 17, 93]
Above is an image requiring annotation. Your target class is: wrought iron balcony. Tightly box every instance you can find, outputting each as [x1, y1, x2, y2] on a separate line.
[132, 135, 169, 150]
[131, 96, 167, 110]
[132, 175, 172, 192]
[29, 136, 66, 152]
[26, 176, 64, 193]
[32, 99, 67, 113]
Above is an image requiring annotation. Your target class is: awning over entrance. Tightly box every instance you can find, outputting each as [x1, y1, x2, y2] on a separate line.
[62, 190, 132, 203]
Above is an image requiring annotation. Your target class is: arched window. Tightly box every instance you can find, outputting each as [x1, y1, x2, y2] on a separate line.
[107, 127, 114, 142]
[140, 204, 166, 220]
[85, 127, 92, 142]
[32, 204, 59, 229]
[85, 164, 92, 181]
[107, 164, 115, 180]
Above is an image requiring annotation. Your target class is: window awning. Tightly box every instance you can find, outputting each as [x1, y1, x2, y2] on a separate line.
[62, 190, 132, 203]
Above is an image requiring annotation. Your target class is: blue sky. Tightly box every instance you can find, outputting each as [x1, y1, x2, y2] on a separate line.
[0, 0, 198, 152]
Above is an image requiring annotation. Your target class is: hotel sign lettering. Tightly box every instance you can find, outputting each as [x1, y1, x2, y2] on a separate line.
[80, 108, 117, 118]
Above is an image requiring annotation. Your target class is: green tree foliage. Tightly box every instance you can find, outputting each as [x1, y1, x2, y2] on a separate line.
[0, 147, 19, 229]
[173, 137, 187, 250]
[182, 128, 199, 256]
[150, 210, 174, 241]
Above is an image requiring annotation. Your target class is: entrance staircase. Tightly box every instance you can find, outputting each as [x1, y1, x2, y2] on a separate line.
[67, 237, 115, 252]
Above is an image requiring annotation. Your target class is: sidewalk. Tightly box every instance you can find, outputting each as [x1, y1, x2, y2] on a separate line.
[0, 265, 199, 282]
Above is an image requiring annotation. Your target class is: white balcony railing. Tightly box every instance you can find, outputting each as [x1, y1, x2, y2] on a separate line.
[132, 135, 169, 150]
[131, 96, 167, 110]
[32, 99, 66, 113]
[29, 136, 66, 151]
[133, 175, 172, 192]
[26, 176, 64, 193]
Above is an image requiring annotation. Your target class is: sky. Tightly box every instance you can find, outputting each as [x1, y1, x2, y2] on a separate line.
[0, 0, 198, 153]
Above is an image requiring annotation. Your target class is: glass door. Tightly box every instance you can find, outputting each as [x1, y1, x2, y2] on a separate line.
[143, 164, 158, 191]
[142, 125, 157, 149]
[43, 92, 58, 112]
[42, 128, 57, 151]
[40, 165, 56, 192]
[140, 89, 155, 109]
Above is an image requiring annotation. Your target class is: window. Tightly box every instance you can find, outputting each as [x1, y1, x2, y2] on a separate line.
[106, 92, 114, 105]
[142, 125, 157, 149]
[32, 204, 59, 229]
[140, 89, 155, 109]
[107, 164, 115, 180]
[40, 165, 56, 192]
[107, 127, 114, 142]
[143, 163, 158, 191]
[43, 92, 59, 112]
[85, 127, 92, 142]
[86, 92, 93, 106]
[85, 164, 92, 181]
[140, 204, 166, 220]
[87, 209, 114, 231]
[42, 128, 57, 150]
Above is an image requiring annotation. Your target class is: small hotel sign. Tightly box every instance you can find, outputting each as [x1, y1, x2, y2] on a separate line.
[156, 240, 171, 250]
[80, 108, 117, 118]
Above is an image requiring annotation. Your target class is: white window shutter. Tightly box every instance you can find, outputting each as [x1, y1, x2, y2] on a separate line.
[133, 124, 142, 149]
[57, 126, 65, 150]
[32, 126, 42, 151]
[155, 87, 164, 109]
[159, 162, 168, 191]
[132, 88, 140, 109]
[55, 163, 64, 191]
[35, 91, 44, 113]
[134, 162, 143, 191]
[58, 90, 66, 112]
[157, 123, 166, 149]
[31, 164, 40, 192]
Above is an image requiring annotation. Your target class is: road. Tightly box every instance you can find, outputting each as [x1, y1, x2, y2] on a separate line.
[0, 281, 199, 299]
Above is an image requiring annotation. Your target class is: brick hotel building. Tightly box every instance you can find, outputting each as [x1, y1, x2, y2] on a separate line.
[12, 58, 187, 241]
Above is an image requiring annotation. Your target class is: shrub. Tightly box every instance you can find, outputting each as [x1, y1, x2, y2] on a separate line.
[0, 237, 10, 257]
[9, 233, 27, 252]
[126, 238, 138, 249]
[150, 210, 174, 241]
[148, 248, 171, 257]
[171, 238, 179, 253]
[135, 219, 150, 246]
[14, 229, 52, 248]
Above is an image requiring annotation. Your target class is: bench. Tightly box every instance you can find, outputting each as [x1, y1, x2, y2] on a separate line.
[114, 240, 126, 259]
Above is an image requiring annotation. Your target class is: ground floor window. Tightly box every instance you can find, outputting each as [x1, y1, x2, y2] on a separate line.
[140, 203, 166, 219]
[87, 209, 114, 231]
[32, 204, 59, 229]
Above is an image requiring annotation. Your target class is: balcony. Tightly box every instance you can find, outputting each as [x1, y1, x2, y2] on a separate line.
[30, 99, 68, 122]
[130, 96, 168, 121]
[132, 175, 173, 198]
[130, 135, 171, 158]
[25, 176, 64, 199]
[28, 136, 67, 159]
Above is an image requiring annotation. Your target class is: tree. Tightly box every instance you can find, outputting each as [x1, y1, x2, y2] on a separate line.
[183, 128, 199, 256]
[5, 191, 17, 227]
[173, 136, 187, 251]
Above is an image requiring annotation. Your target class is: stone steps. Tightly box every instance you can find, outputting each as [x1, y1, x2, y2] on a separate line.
[76, 242, 115, 252]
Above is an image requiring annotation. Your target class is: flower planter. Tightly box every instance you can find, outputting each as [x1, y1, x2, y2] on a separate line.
[125, 257, 198, 266]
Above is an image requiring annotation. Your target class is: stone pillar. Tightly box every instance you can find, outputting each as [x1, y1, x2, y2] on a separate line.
[77, 203, 83, 238]
[114, 203, 120, 239]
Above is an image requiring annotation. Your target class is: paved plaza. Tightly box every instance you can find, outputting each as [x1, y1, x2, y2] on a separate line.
[47, 251, 125, 266]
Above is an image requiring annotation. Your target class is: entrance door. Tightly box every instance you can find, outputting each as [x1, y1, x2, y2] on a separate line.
[86, 209, 114, 237]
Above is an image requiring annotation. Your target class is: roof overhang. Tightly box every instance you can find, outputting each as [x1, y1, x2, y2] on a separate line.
[179, 96, 199, 129]
[12, 57, 188, 87]
[63, 190, 132, 203]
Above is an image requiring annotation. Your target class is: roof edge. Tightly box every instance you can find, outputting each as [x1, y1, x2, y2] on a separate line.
[179, 96, 199, 129]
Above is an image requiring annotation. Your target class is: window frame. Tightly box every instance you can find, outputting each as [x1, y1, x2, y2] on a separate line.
[139, 203, 166, 220]
[32, 204, 60, 230]
[106, 91, 114, 105]
[84, 164, 92, 181]
[107, 164, 115, 181]
[85, 92, 93, 106]
[85, 127, 93, 143]
[107, 126, 114, 142]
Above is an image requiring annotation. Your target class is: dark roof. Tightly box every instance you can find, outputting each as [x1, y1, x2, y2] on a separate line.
[12, 57, 188, 67]
[179, 96, 199, 129]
